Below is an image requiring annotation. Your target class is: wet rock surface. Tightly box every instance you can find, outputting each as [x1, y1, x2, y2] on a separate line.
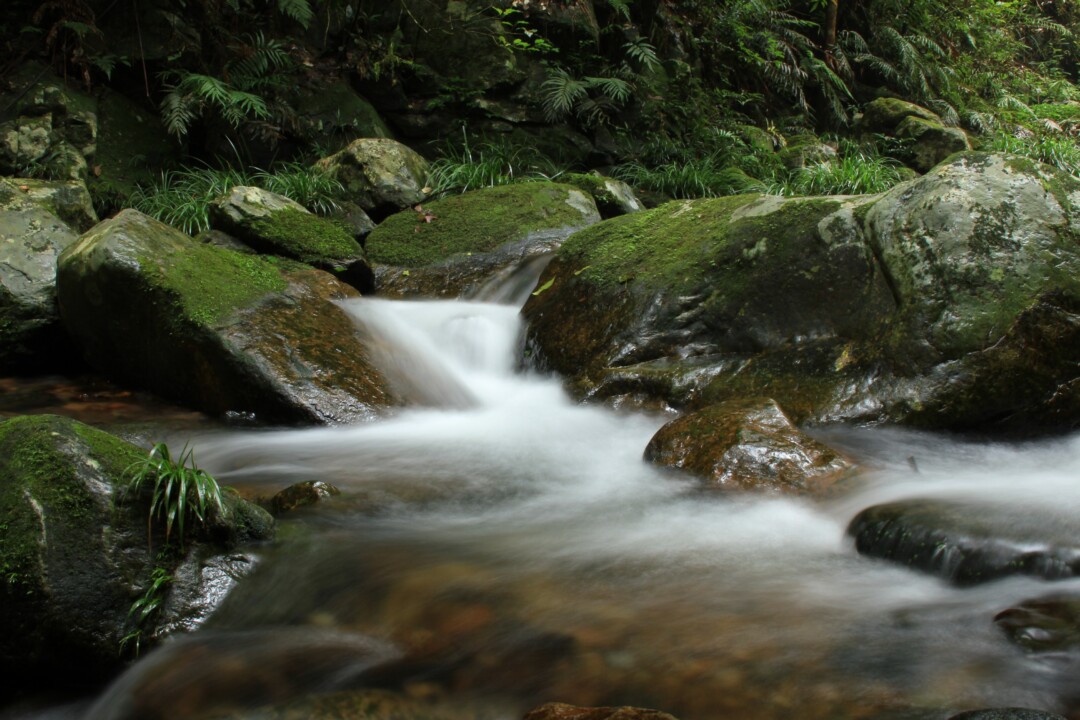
[847, 499, 1080, 585]
[643, 398, 852, 496]
[57, 209, 400, 424]
[523, 702, 680, 720]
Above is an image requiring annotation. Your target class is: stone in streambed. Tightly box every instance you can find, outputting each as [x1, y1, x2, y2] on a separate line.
[269, 480, 342, 516]
[210, 186, 374, 293]
[643, 398, 852, 496]
[848, 499, 1080, 585]
[57, 209, 400, 424]
[370, 182, 600, 299]
[523, 702, 681, 720]
[0, 415, 272, 684]
[994, 595, 1080, 653]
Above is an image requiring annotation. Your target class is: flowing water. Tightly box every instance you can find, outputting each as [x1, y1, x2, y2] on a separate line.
[11, 269, 1080, 720]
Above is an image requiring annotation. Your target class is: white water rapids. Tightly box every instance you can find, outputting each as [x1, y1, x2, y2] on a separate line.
[60, 270, 1080, 719]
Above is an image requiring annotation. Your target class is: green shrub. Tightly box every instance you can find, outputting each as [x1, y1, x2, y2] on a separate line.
[428, 135, 563, 195]
[126, 442, 225, 545]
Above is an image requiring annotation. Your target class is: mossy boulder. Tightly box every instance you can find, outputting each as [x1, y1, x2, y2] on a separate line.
[524, 153, 1080, 432]
[370, 182, 601, 299]
[0, 178, 83, 372]
[564, 172, 644, 218]
[865, 152, 1080, 428]
[210, 186, 373, 292]
[57, 209, 400, 424]
[0, 414, 273, 685]
[314, 138, 430, 217]
[848, 498, 1080, 586]
[523, 193, 894, 410]
[12, 177, 98, 232]
[777, 134, 838, 170]
[643, 398, 852, 496]
[858, 97, 941, 133]
[895, 115, 972, 172]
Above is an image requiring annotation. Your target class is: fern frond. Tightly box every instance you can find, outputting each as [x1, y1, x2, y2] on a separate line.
[541, 68, 588, 121]
[277, 0, 313, 28]
[587, 76, 632, 103]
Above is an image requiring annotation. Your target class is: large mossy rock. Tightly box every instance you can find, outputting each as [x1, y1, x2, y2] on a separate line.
[370, 182, 601, 299]
[858, 97, 942, 133]
[210, 186, 373, 292]
[523, 153, 1080, 432]
[0, 178, 82, 372]
[643, 398, 852, 496]
[0, 415, 273, 684]
[848, 499, 1080, 586]
[895, 115, 972, 172]
[314, 138, 430, 217]
[57, 209, 400, 424]
[12, 177, 98, 232]
[864, 152, 1080, 428]
[523, 193, 893, 412]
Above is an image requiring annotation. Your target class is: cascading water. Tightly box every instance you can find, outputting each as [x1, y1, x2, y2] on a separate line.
[58, 263, 1080, 720]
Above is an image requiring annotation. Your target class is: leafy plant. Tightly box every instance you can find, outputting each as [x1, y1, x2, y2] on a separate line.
[130, 163, 344, 234]
[780, 151, 908, 196]
[120, 566, 172, 656]
[541, 68, 632, 126]
[125, 442, 226, 545]
[428, 131, 563, 194]
[986, 130, 1080, 177]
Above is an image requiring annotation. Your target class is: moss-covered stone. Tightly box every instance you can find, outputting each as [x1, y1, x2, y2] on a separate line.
[895, 115, 971, 172]
[643, 398, 853, 496]
[57, 209, 399, 423]
[563, 172, 643, 218]
[859, 97, 941, 133]
[314, 138, 430, 216]
[248, 208, 362, 266]
[367, 181, 600, 268]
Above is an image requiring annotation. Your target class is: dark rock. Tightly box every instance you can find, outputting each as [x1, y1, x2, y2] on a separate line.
[57, 209, 400, 424]
[895, 115, 972, 172]
[210, 186, 374, 292]
[643, 398, 852, 496]
[946, 709, 1066, 720]
[563, 172, 644, 218]
[11, 177, 98, 232]
[370, 182, 600, 299]
[523, 702, 680, 720]
[848, 499, 1080, 586]
[859, 97, 942, 133]
[0, 178, 82, 372]
[994, 595, 1080, 653]
[269, 481, 342, 515]
[0, 415, 272, 685]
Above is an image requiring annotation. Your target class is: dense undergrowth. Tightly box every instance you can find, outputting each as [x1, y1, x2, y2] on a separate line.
[5, 0, 1080, 219]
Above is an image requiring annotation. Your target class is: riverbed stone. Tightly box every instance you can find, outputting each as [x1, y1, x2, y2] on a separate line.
[523, 153, 1080, 432]
[269, 481, 342, 515]
[564, 172, 644, 218]
[370, 182, 600, 299]
[994, 595, 1080, 653]
[57, 209, 400, 424]
[0, 414, 272, 684]
[895, 115, 972, 172]
[210, 186, 374, 292]
[0, 178, 83, 372]
[947, 710, 1067, 720]
[523, 702, 680, 720]
[859, 97, 942, 133]
[643, 398, 852, 496]
[314, 137, 430, 217]
[847, 499, 1080, 586]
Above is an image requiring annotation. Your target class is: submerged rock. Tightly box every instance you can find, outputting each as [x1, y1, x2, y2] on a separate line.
[994, 595, 1080, 653]
[947, 710, 1066, 720]
[370, 182, 600, 299]
[0, 178, 82, 372]
[0, 415, 272, 685]
[847, 499, 1080, 585]
[523, 153, 1080, 432]
[210, 186, 374, 292]
[57, 209, 400, 424]
[269, 480, 342, 515]
[643, 398, 852, 496]
[523, 702, 680, 720]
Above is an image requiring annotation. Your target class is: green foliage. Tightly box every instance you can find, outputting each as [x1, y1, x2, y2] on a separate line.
[986, 131, 1080, 177]
[780, 151, 907, 196]
[428, 132, 564, 195]
[130, 163, 344, 235]
[541, 68, 633, 126]
[125, 442, 225, 546]
[491, 6, 557, 55]
[120, 566, 172, 656]
[614, 155, 767, 199]
[158, 32, 293, 140]
[276, 0, 313, 28]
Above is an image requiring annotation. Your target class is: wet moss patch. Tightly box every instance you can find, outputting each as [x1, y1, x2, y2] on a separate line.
[366, 182, 598, 267]
[248, 208, 363, 267]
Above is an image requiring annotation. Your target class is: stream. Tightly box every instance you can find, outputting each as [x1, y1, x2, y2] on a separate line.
[8, 268, 1080, 720]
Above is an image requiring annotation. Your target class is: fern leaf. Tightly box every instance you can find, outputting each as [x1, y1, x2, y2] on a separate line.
[277, 0, 313, 28]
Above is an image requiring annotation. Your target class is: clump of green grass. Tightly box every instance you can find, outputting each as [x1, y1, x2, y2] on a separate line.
[126, 442, 226, 545]
[428, 134, 564, 195]
[986, 130, 1080, 176]
[130, 163, 345, 234]
[780, 151, 909, 196]
[613, 154, 768, 198]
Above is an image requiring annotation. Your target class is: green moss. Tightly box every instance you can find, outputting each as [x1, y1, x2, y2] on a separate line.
[561, 195, 843, 294]
[366, 182, 594, 267]
[247, 208, 362, 266]
[0, 415, 140, 588]
[141, 242, 288, 327]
